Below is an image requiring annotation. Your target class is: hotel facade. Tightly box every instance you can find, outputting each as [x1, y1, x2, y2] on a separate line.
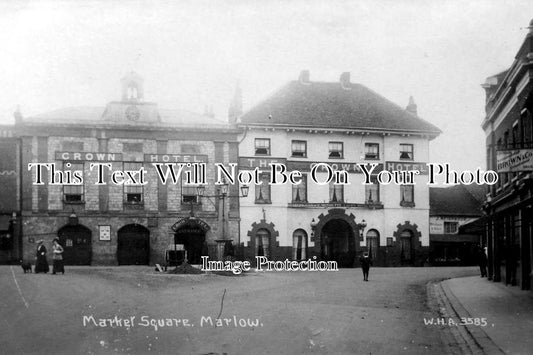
[16, 73, 241, 266]
[236, 71, 441, 267]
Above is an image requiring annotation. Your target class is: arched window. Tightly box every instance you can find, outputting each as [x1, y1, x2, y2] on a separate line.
[366, 229, 379, 260]
[256, 229, 270, 258]
[292, 229, 308, 260]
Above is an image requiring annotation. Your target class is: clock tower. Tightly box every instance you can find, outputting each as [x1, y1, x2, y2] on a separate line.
[102, 72, 160, 123]
[121, 71, 144, 102]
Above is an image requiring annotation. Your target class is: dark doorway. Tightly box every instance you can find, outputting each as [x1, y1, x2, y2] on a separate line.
[174, 224, 206, 264]
[400, 230, 414, 266]
[117, 224, 150, 265]
[321, 219, 355, 267]
[58, 224, 92, 265]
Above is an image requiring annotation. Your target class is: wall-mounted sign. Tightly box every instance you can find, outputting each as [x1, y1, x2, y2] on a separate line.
[496, 149, 533, 173]
[99, 225, 111, 241]
[384, 161, 429, 175]
[55, 152, 122, 161]
[144, 154, 208, 163]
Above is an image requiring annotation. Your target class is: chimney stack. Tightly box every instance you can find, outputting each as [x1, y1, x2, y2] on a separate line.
[340, 72, 351, 89]
[406, 96, 418, 116]
[299, 70, 310, 84]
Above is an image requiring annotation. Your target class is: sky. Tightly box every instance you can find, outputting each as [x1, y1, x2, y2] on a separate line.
[1, 0, 532, 174]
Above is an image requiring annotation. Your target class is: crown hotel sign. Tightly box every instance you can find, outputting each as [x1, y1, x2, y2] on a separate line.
[496, 149, 533, 173]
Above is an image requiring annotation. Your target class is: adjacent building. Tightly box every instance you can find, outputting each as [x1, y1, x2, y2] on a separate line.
[237, 71, 441, 266]
[0, 125, 21, 264]
[429, 184, 485, 265]
[481, 20, 533, 290]
[16, 73, 241, 266]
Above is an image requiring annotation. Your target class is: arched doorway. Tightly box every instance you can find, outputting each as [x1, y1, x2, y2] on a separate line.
[58, 224, 92, 265]
[321, 219, 355, 267]
[256, 229, 271, 258]
[173, 220, 207, 264]
[117, 224, 150, 265]
[400, 230, 413, 265]
[366, 229, 380, 261]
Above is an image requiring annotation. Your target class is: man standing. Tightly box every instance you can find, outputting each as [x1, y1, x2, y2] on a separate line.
[359, 252, 372, 281]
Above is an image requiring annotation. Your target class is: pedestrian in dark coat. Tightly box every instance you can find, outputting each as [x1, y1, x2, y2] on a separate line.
[52, 238, 65, 275]
[477, 246, 487, 277]
[359, 252, 372, 281]
[34, 240, 49, 273]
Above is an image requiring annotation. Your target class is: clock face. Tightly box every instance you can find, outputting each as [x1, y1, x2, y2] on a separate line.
[125, 105, 140, 121]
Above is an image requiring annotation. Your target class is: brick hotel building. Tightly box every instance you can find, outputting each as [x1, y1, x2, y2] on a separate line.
[236, 71, 441, 266]
[15, 73, 241, 266]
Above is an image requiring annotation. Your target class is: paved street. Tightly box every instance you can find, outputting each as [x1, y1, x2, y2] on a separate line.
[0, 265, 477, 355]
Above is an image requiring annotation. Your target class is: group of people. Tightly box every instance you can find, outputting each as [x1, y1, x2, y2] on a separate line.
[34, 238, 65, 274]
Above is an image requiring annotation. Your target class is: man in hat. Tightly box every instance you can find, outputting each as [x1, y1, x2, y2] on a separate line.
[34, 240, 49, 273]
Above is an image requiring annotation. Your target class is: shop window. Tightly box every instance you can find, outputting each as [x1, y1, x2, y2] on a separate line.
[291, 140, 307, 157]
[444, 222, 459, 234]
[329, 142, 343, 158]
[255, 138, 270, 155]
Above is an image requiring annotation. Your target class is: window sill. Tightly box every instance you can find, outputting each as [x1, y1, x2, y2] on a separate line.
[254, 200, 272, 204]
[63, 200, 85, 205]
[400, 201, 415, 207]
[365, 201, 384, 209]
[123, 202, 145, 210]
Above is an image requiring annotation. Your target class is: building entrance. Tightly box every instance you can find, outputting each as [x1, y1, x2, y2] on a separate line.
[174, 224, 206, 264]
[321, 219, 355, 267]
[117, 224, 150, 265]
[58, 224, 92, 265]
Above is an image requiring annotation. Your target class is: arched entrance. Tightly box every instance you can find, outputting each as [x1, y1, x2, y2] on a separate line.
[321, 219, 356, 267]
[393, 221, 422, 266]
[400, 230, 413, 264]
[58, 224, 92, 265]
[117, 224, 150, 265]
[312, 209, 361, 267]
[172, 219, 209, 264]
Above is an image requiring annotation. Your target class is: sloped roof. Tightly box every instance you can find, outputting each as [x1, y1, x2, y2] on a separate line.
[239, 80, 441, 134]
[27, 105, 228, 128]
[430, 185, 485, 217]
